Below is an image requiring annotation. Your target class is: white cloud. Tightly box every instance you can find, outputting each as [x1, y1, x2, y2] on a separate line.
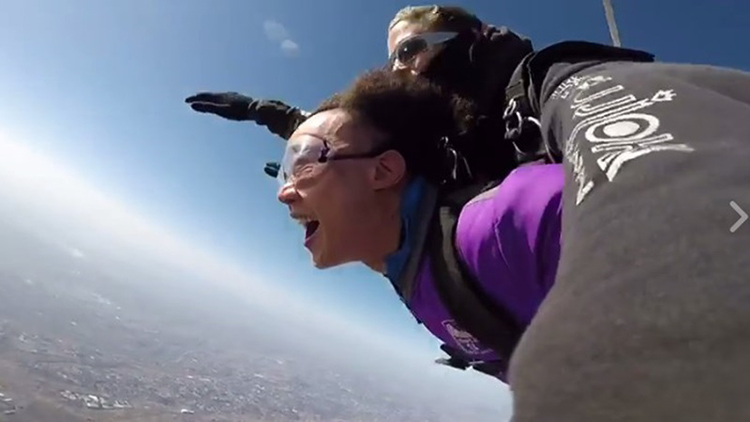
[280, 39, 300, 57]
[68, 247, 86, 259]
[262, 19, 299, 58]
[262, 20, 289, 42]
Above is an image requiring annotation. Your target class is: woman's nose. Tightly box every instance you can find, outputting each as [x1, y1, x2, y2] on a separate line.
[277, 181, 300, 205]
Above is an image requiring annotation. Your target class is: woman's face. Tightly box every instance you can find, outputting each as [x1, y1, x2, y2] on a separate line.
[277, 109, 406, 270]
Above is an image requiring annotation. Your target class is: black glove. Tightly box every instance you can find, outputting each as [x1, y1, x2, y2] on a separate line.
[185, 92, 255, 121]
[264, 162, 281, 178]
[185, 92, 307, 139]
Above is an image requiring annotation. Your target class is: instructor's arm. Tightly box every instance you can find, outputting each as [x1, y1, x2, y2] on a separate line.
[185, 91, 309, 140]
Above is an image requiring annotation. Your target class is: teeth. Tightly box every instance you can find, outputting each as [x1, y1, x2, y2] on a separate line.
[296, 217, 315, 226]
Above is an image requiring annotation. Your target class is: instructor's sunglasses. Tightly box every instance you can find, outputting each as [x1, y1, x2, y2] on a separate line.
[389, 31, 459, 69]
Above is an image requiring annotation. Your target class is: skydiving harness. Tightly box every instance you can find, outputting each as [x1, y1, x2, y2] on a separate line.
[504, 41, 655, 165]
[393, 41, 656, 380]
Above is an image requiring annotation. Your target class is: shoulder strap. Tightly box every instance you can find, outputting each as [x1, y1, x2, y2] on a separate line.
[504, 41, 656, 164]
[428, 185, 524, 366]
[504, 52, 553, 163]
[507, 41, 656, 114]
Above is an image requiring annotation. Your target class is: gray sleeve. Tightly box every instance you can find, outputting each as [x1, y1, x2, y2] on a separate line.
[508, 61, 750, 422]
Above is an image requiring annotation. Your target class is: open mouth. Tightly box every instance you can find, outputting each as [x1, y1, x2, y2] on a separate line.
[304, 220, 320, 240]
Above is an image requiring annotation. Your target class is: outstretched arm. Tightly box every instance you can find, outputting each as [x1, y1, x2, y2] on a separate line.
[185, 92, 309, 140]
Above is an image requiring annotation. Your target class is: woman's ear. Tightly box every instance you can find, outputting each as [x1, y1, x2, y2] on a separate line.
[370, 150, 407, 190]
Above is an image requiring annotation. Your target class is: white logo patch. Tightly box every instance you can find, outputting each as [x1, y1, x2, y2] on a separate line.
[441, 320, 491, 355]
[553, 74, 694, 205]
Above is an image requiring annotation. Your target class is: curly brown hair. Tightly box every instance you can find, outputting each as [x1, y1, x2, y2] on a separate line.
[314, 69, 476, 184]
[314, 69, 516, 185]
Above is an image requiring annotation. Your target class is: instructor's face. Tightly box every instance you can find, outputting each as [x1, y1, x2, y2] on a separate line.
[387, 21, 444, 75]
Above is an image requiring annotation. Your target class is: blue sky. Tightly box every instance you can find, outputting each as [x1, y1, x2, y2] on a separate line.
[0, 0, 748, 376]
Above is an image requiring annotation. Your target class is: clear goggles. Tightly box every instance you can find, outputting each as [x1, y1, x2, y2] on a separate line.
[278, 136, 391, 185]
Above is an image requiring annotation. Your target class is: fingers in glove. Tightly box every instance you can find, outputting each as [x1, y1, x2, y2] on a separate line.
[189, 102, 224, 113]
[185, 92, 223, 104]
[186, 91, 249, 105]
[264, 162, 281, 178]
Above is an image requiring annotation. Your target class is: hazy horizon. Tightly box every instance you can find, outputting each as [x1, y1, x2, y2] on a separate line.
[1, 0, 746, 419]
[0, 131, 510, 420]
